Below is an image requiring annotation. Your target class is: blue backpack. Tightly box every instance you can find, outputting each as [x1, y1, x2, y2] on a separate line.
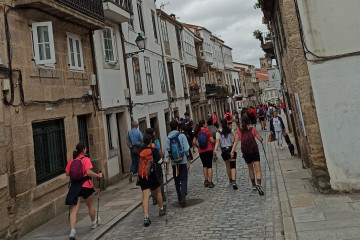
[198, 131, 208, 149]
[169, 133, 184, 162]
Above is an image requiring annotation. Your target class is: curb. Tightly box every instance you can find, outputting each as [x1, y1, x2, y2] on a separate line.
[270, 140, 297, 239]
[91, 155, 200, 240]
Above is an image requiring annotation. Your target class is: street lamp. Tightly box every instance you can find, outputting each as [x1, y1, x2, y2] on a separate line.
[125, 33, 147, 58]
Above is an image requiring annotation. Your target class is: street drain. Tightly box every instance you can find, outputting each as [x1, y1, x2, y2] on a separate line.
[171, 199, 204, 208]
[286, 169, 293, 171]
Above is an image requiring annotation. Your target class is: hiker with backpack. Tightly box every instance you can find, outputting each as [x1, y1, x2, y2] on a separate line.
[258, 104, 266, 130]
[165, 120, 190, 207]
[193, 120, 216, 188]
[181, 112, 194, 161]
[248, 106, 257, 127]
[230, 116, 265, 195]
[146, 128, 166, 205]
[224, 110, 233, 127]
[213, 119, 238, 190]
[65, 143, 103, 240]
[126, 121, 144, 183]
[137, 134, 166, 227]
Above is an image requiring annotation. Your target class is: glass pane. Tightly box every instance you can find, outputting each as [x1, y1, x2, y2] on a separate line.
[37, 26, 48, 43]
[69, 39, 75, 66]
[75, 40, 81, 67]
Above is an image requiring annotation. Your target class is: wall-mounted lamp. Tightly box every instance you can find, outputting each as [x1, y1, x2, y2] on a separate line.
[125, 33, 147, 59]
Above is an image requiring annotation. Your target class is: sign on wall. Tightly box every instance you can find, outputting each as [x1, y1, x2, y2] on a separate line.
[294, 93, 307, 136]
[200, 77, 206, 92]
[268, 69, 281, 90]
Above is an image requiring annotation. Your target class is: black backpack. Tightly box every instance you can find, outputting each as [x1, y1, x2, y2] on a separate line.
[226, 113, 231, 121]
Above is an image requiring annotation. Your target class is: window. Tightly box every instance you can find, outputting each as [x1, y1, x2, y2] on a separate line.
[160, 19, 168, 42]
[137, 1, 145, 33]
[32, 119, 66, 184]
[132, 56, 142, 94]
[102, 27, 117, 63]
[128, 19, 134, 30]
[151, 11, 158, 42]
[181, 66, 187, 88]
[144, 57, 153, 94]
[167, 62, 175, 89]
[138, 118, 147, 135]
[31, 21, 55, 65]
[67, 33, 84, 71]
[158, 61, 166, 92]
[106, 114, 114, 150]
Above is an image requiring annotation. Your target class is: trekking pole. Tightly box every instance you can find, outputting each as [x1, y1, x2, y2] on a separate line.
[96, 171, 102, 225]
[261, 142, 271, 171]
[164, 162, 169, 223]
[215, 155, 218, 183]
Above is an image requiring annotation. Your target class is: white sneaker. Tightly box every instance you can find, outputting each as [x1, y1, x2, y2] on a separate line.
[91, 221, 98, 229]
[280, 147, 283, 150]
[69, 229, 76, 240]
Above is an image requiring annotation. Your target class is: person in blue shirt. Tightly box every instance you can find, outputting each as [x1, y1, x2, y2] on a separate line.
[165, 120, 190, 207]
[126, 121, 143, 183]
[180, 112, 194, 160]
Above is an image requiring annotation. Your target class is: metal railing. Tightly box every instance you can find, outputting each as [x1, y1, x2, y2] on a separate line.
[56, 0, 105, 22]
[103, 0, 133, 13]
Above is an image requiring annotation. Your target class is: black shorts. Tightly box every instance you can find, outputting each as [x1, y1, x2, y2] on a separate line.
[137, 173, 160, 191]
[199, 150, 213, 168]
[221, 147, 237, 161]
[259, 117, 265, 122]
[250, 117, 256, 124]
[243, 151, 260, 164]
[79, 187, 95, 199]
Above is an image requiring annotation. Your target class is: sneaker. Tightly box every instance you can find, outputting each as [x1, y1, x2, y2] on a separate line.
[144, 217, 151, 227]
[91, 222, 98, 229]
[180, 194, 186, 208]
[69, 229, 76, 240]
[204, 180, 209, 187]
[229, 179, 232, 185]
[128, 172, 133, 183]
[152, 198, 157, 205]
[232, 181, 238, 190]
[159, 208, 166, 216]
[256, 185, 265, 195]
[280, 147, 283, 150]
[252, 185, 257, 191]
[208, 182, 215, 188]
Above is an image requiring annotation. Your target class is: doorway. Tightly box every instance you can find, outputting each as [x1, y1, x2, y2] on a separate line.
[116, 113, 125, 174]
[150, 114, 160, 143]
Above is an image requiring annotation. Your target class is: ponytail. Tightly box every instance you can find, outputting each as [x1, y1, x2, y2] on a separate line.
[73, 142, 86, 159]
[194, 120, 205, 137]
[241, 115, 251, 133]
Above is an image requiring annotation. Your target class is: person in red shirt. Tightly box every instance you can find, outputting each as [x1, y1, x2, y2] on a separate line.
[224, 110, 233, 127]
[248, 106, 257, 127]
[65, 143, 103, 240]
[212, 112, 217, 124]
[193, 120, 216, 188]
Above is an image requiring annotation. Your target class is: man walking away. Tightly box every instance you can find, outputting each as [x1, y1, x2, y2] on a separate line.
[181, 112, 194, 160]
[258, 105, 266, 130]
[126, 121, 143, 183]
[224, 110, 233, 127]
[165, 120, 190, 207]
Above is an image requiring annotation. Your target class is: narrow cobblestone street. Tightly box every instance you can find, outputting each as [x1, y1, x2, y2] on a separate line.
[102, 127, 284, 240]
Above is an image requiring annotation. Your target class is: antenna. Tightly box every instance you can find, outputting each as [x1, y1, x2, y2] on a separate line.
[160, 1, 170, 10]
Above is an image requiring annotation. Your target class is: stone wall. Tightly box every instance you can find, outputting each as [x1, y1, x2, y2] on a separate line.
[275, 0, 330, 190]
[0, 7, 106, 239]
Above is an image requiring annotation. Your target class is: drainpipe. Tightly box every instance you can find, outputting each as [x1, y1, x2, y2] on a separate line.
[119, 24, 133, 121]
[156, 10, 174, 119]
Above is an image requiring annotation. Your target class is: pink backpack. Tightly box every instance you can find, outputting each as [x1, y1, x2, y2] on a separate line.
[69, 157, 84, 181]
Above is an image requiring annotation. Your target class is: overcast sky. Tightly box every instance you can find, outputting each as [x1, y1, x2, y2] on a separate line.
[156, 0, 268, 67]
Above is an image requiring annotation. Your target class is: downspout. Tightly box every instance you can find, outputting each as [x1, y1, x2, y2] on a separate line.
[156, 10, 174, 119]
[119, 24, 133, 121]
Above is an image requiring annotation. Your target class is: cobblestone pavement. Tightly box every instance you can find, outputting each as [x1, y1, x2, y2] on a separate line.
[101, 126, 284, 240]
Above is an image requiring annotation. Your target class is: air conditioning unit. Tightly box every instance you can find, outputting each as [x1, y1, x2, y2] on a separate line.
[124, 88, 130, 99]
[90, 74, 97, 86]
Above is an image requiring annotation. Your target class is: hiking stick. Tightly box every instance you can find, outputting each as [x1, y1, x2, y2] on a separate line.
[96, 171, 102, 225]
[215, 155, 218, 183]
[164, 162, 168, 223]
[261, 142, 271, 171]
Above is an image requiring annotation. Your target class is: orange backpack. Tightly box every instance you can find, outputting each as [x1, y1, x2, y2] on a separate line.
[139, 148, 155, 180]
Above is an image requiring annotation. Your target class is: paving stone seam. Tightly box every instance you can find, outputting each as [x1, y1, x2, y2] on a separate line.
[91, 156, 200, 240]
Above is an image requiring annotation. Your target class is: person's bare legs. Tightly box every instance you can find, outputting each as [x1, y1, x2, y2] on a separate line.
[225, 161, 231, 180]
[203, 167, 208, 181]
[207, 168, 213, 182]
[142, 189, 151, 215]
[70, 197, 81, 229]
[253, 161, 262, 180]
[154, 187, 163, 208]
[230, 159, 236, 180]
[84, 194, 95, 222]
[247, 163, 255, 180]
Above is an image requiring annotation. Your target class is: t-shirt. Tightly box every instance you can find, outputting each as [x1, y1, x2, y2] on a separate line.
[248, 109, 257, 118]
[212, 114, 217, 124]
[65, 154, 93, 188]
[224, 112, 233, 123]
[126, 128, 143, 148]
[197, 128, 213, 153]
[236, 127, 258, 141]
[207, 125, 217, 139]
[272, 117, 283, 132]
[216, 131, 234, 148]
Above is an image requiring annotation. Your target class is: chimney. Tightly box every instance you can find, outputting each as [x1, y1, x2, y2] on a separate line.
[170, 14, 176, 19]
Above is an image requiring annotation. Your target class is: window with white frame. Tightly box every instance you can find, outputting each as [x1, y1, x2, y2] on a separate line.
[160, 19, 169, 42]
[102, 27, 117, 63]
[181, 66, 187, 88]
[67, 33, 84, 71]
[151, 11, 158, 42]
[158, 61, 166, 92]
[144, 57, 153, 94]
[132, 56, 142, 94]
[137, 1, 145, 33]
[31, 21, 56, 66]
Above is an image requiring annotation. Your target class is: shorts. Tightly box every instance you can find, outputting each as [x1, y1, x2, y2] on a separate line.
[243, 151, 260, 164]
[79, 187, 95, 199]
[250, 116, 256, 124]
[221, 147, 237, 161]
[259, 117, 265, 122]
[199, 150, 213, 168]
[137, 173, 160, 191]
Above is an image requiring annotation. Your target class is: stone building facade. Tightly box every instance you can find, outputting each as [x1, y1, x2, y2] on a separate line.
[258, 0, 331, 190]
[0, 1, 107, 238]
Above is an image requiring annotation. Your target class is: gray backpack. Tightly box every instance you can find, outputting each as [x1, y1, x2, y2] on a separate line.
[220, 133, 233, 148]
